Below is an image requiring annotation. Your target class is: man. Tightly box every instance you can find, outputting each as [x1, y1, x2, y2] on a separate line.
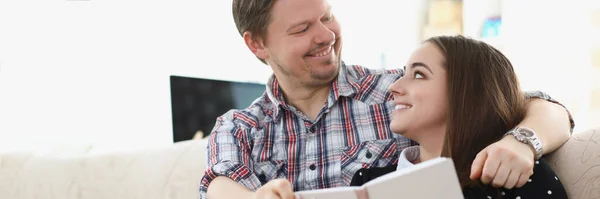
[200, 0, 574, 198]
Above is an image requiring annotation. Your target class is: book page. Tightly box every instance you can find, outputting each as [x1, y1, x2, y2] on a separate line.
[364, 157, 464, 199]
[294, 186, 358, 199]
[294, 157, 464, 199]
[362, 157, 447, 187]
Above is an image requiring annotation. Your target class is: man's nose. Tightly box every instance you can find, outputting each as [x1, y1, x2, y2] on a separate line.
[313, 23, 336, 45]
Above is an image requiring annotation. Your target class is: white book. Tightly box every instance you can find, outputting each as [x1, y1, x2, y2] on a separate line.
[294, 157, 464, 199]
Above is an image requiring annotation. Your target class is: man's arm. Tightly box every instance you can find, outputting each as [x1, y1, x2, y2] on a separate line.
[471, 91, 574, 189]
[200, 113, 296, 199]
[520, 91, 574, 154]
[208, 177, 254, 198]
[208, 177, 295, 199]
[199, 113, 263, 199]
[518, 97, 572, 155]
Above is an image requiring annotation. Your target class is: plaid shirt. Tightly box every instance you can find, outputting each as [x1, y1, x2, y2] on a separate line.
[199, 63, 574, 198]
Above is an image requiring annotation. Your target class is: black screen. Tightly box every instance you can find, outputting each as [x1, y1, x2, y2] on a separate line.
[170, 75, 265, 142]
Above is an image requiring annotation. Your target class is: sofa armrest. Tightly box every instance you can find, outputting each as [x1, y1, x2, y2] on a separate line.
[545, 127, 600, 199]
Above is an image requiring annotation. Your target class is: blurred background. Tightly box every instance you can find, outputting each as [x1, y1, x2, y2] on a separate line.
[0, 0, 598, 154]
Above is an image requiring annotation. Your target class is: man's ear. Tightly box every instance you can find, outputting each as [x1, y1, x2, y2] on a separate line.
[243, 31, 268, 60]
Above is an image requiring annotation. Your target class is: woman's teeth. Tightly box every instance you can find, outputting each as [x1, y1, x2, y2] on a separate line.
[395, 104, 412, 110]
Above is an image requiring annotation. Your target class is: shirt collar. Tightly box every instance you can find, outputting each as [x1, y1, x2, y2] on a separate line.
[397, 146, 420, 170]
[327, 62, 359, 107]
[265, 62, 359, 119]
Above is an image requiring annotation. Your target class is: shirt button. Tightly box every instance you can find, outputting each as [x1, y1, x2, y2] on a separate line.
[309, 126, 316, 133]
[366, 151, 373, 159]
[309, 164, 316, 170]
[258, 174, 267, 184]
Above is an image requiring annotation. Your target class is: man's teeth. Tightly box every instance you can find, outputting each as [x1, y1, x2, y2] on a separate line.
[312, 46, 332, 57]
[395, 105, 412, 110]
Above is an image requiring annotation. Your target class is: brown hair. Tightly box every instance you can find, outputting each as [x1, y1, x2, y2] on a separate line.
[232, 0, 277, 64]
[426, 35, 526, 188]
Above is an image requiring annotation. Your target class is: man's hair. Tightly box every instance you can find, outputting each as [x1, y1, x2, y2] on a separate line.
[232, 0, 277, 64]
[427, 35, 526, 190]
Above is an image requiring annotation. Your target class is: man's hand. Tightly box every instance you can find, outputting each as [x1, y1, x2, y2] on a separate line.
[253, 179, 296, 199]
[470, 135, 535, 189]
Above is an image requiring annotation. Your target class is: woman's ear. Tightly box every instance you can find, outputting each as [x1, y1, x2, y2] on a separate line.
[243, 31, 268, 60]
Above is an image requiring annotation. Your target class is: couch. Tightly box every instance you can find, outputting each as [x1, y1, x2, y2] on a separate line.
[0, 127, 598, 199]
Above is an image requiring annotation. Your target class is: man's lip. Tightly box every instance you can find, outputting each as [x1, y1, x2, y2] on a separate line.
[306, 40, 336, 56]
[307, 46, 330, 56]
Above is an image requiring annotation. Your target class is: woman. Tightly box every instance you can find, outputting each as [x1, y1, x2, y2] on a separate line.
[351, 35, 567, 198]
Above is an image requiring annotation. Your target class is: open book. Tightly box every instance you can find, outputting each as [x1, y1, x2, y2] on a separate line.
[294, 157, 464, 199]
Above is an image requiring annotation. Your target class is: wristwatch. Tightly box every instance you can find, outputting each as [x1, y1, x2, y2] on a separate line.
[504, 127, 543, 160]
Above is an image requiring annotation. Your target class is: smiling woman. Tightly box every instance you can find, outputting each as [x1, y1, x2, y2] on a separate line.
[382, 35, 569, 198]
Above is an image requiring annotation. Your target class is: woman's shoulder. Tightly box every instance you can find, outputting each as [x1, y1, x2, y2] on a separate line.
[464, 159, 568, 198]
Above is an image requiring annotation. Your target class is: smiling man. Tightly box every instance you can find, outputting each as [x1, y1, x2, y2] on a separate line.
[199, 0, 575, 199]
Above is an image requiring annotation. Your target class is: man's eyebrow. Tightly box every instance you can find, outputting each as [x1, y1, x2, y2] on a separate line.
[410, 62, 434, 74]
[287, 6, 333, 32]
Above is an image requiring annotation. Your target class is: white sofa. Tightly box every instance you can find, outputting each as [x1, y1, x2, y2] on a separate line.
[0, 139, 208, 199]
[1, 127, 599, 199]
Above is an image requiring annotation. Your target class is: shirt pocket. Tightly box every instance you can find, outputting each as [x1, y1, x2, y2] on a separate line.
[340, 138, 399, 185]
[254, 159, 288, 185]
[250, 128, 291, 185]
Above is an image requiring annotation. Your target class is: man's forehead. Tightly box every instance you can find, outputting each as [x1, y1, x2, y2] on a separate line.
[271, 0, 331, 23]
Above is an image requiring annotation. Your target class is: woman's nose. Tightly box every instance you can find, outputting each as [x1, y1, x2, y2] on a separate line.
[388, 78, 406, 96]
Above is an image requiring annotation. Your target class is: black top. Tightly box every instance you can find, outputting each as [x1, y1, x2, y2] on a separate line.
[350, 158, 568, 199]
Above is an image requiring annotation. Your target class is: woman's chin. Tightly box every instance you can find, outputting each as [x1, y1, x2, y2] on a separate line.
[391, 125, 419, 141]
[389, 124, 406, 135]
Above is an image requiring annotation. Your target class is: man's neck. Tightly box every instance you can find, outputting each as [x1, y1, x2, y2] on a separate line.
[278, 79, 332, 120]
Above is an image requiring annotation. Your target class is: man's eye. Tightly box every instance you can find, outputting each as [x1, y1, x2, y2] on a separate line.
[323, 16, 332, 22]
[297, 26, 308, 33]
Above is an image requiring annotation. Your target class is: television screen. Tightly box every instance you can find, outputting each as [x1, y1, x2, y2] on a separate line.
[170, 75, 265, 142]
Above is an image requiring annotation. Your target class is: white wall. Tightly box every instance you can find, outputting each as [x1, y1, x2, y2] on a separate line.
[462, 0, 594, 132]
[0, 0, 273, 154]
[331, 0, 429, 70]
[0, 0, 421, 154]
[0, 0, 591, 154]
[501, 0, 593, 132]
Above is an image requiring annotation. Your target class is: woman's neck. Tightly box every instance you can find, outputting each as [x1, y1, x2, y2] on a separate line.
[417, 144, 443, 163]
[413, 126, 446, 164]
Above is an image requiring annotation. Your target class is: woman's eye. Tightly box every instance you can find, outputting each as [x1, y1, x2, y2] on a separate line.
[414, 72, 424, 79]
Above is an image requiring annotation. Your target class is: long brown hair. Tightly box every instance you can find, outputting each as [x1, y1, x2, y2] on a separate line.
[426, 35, 526, 188]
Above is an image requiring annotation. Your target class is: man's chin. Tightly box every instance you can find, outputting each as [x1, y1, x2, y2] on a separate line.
[311, 62, 339, 80]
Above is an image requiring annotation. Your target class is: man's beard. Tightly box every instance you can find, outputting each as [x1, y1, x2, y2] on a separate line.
[275, 57, 340, 88]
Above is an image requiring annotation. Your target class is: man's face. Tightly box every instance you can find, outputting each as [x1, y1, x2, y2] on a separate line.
[260, 0, 342, 87]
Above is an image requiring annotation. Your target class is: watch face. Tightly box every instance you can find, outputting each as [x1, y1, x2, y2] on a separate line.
[517, 128, 535, 137]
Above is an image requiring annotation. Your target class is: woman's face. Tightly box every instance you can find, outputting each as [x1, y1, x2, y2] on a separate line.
[389, 42, 448, 141]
